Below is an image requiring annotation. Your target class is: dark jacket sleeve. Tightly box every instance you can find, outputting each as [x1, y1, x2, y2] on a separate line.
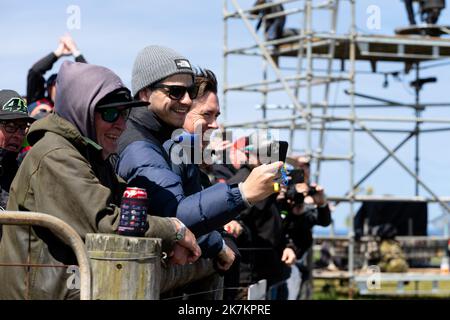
[27, 52, 58, 104]
[303, 204, 332, 228]
[197, 231, 224, 258]
[117, 141, 246, 237]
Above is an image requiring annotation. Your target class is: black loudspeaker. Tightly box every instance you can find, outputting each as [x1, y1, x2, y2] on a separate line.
[354, 201, 428, 240]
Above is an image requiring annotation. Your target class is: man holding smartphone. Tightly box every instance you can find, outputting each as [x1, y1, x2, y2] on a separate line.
[117, 46, 283, 282]
[214, 132, 297, 300]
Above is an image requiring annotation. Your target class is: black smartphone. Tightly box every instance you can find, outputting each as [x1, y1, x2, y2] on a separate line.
[276, 140, 289, 163]
[259, 140, 289, 163]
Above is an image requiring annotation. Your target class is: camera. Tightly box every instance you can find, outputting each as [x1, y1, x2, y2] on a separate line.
[281, 168, 317, 207]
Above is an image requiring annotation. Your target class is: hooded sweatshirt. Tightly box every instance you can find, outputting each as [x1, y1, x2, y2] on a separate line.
[54, 61, 125, 142]
[0, 62, 176, 300]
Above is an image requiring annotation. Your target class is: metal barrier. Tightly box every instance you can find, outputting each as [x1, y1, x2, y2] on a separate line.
[0, 211, 91, 300]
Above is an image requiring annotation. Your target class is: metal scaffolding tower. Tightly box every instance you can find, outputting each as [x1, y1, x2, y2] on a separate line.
[223, 0, 450, 296]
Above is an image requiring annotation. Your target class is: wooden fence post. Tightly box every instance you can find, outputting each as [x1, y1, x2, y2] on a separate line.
[85, 233, 161, 300]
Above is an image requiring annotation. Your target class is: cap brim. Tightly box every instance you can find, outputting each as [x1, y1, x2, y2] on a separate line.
[96, 100, 149, 109]
[0, 112, 36, 122]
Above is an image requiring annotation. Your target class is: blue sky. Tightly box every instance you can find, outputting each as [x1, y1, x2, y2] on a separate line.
[1, 1, 450, 233]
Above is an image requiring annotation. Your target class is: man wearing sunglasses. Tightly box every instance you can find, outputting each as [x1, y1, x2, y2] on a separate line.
[0, 90, 34, 215]
[117, 46, 282, 275]
[0, 62, 201, 299]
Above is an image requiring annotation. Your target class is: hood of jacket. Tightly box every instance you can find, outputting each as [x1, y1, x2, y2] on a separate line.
[27, 112, 102, 153]
[53, 61, 126, 142]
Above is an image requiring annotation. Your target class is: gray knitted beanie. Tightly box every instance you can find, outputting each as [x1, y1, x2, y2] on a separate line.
[131, 45, 194, 97]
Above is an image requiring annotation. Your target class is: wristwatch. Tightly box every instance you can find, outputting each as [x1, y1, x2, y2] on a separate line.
[175, 221, 186, 241]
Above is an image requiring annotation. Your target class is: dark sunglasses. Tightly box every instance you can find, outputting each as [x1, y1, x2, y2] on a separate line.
[152, 84, 198, 100]
[0, 121, 29, 135]
[98, 108, 130, 123]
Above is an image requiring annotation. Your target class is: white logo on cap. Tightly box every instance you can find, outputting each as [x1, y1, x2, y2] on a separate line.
[175, 59, 191, 69]
[2, 97, 27, 113]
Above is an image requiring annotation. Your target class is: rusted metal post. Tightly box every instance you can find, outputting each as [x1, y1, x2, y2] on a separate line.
[0, 211, 91, 300]
[86, 233, 161, 300]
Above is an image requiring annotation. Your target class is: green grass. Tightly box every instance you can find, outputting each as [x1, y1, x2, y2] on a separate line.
[312, 278, 450, 300]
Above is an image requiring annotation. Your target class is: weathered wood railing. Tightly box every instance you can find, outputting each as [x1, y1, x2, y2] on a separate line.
[86, 233, 219, 300]
[0, 211, 220, 300]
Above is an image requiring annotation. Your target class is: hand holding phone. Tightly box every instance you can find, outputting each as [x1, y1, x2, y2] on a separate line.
[258, 140, 289, 164]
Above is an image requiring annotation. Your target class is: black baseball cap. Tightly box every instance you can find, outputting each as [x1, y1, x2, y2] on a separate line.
[0, 90, 35, 122]
[96, 88, 149, 110]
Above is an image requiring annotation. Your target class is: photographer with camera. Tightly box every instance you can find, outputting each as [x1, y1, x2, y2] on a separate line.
[279, 156, 332, 299]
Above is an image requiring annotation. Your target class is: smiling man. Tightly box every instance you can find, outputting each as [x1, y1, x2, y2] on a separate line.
[117, 46, 230, 262]
[117, 46, 282, 281]
[183, 68, 220, 148]
[0, 90, 35, 211]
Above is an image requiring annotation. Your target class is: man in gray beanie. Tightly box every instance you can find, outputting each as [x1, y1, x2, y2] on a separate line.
[130, 45, 197, 128]
[117, 46, 282, 280]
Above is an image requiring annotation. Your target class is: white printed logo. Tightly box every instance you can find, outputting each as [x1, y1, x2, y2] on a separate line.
[66, 265, 80, 290]
[175, 59, 192, 69]
[366, 265, 381, 290]
[366, 5, 381, 30]
[66, 5, 81, 30]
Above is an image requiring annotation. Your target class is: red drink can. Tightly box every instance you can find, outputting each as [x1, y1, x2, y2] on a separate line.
[118, 187, 148, 237]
